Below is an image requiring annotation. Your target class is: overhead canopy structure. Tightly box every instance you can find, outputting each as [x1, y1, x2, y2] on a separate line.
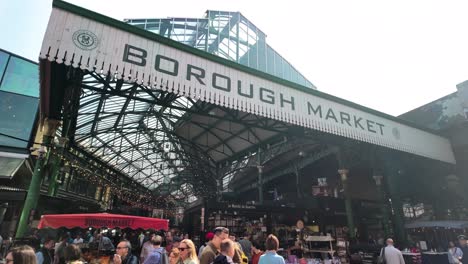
[38, 213, 169, 230]
[37, 0, 456, 201]
[405, 220, 468, 229]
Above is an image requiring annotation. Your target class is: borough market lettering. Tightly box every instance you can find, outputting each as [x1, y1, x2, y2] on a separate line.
[84, 218, 134, 227]
[123, 44, 385, 136]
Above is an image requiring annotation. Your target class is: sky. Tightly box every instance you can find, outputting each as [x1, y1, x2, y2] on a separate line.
[2, 0, 468, 116]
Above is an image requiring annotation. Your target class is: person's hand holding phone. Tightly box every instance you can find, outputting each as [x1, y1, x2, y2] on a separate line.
[113, 253, 122, 264]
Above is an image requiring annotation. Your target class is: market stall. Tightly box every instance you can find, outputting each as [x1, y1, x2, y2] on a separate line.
[37, 213, 169, 263]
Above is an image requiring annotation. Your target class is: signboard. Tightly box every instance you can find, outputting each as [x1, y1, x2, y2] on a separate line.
[38, 213, 169, 230]
[40, 1, 456, 164]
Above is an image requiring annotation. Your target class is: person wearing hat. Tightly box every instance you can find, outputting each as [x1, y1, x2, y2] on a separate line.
[198, 232, 214, 258]
[458, 235, 468, 263]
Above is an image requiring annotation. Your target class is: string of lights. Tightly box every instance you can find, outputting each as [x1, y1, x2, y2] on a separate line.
[48, 145, 174, 212]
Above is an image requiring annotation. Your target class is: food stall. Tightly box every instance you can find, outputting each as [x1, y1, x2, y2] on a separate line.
[38, 213, 169, 263]
[404, 220, 468, 264]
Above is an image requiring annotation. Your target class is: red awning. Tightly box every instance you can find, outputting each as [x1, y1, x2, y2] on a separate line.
[38, 213, 169, 230]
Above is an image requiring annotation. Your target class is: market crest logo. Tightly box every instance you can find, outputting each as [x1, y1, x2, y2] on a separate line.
[72, 30, 99, 50]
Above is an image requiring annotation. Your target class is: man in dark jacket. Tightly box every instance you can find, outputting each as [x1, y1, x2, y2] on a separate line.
[458, 235, 468, 264]
[213, 239, 235, 264]
[114, 240, 139, 264]
[36, 238, 55, 264]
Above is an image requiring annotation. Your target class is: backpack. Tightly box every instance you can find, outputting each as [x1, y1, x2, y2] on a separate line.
[239, 249, 248, 264]
[377, 247, 386, 264]
[157, 249, 170, 264]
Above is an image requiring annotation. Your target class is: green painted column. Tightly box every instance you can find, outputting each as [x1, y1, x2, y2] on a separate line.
[257, 148, 264, 205]
[257, 165, 264, 205]
[373, 175, 391, 238]
[16, 135, 53, 238]
[47, 154, 61, 196]
[383, 157, 407, 245]
[48, 116, 71, 196]
[339, 169, 355, 239]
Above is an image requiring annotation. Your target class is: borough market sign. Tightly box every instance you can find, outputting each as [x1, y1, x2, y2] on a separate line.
[39, 0, 455, 164]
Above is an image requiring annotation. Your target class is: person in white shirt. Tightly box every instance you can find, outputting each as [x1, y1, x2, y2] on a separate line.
[73, 234, 84, 244]
[380, 238, 405, 264]
[448, 241, 463, 264]
[140, 232, 156, 263]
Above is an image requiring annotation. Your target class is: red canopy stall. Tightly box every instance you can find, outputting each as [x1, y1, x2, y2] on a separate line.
[38, 213, 169, 231]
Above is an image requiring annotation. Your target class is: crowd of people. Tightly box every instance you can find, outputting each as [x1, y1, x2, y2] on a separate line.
[9, 226, 468, 264]
[375, 235, 468, 264]
[2, 227, 287, 264]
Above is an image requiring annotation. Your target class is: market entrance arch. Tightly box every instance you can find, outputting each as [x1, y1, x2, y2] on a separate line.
[18, 0, 456, 248]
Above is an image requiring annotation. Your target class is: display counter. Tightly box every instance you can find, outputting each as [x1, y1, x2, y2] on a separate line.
[421, 252, 448, 264]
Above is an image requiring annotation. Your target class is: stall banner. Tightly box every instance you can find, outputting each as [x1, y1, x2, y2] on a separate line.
[40, 0, 455, 164]
[38, 213, 169, 230]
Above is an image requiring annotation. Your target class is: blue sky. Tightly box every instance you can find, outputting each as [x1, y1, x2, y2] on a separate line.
[2, 0, 468, 116]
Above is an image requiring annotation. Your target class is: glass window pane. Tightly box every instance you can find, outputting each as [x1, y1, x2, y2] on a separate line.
[0, 157, 24, 178]
[266, 46, 275, 75]
[0, 50, 9, 79]
[0, 91, 39, 148]
[0, 56, 39, 97]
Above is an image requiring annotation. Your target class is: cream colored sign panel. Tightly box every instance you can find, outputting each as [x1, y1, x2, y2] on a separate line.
[40, 8, 456, 164]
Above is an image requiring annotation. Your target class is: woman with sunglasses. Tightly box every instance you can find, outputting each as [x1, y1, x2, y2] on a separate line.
[179, 239, 199, 264]
[5, 245, 37, 264]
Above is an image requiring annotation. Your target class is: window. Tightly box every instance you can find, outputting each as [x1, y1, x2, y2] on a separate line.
[0, 50, 9, 79]
[0, 56, 39, 97]
[403, 202, 425, 218]
[0, 91, 39, 148]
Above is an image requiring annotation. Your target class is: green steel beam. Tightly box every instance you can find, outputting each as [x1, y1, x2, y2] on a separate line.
[16, 135, 53, 238]
[382, 151, 408, 246]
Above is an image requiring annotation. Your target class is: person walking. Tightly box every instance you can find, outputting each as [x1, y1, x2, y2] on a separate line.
[380, 238, 405, 264]
[258, 234, 285, 264]
[179, 239, 198, 264]
[448, 241, 463, 264]
[143, 235, 168, 264]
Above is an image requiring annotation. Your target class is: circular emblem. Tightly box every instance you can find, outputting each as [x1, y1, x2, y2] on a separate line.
[392, 127, 401, 140]
[72, 30, 99, 50]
